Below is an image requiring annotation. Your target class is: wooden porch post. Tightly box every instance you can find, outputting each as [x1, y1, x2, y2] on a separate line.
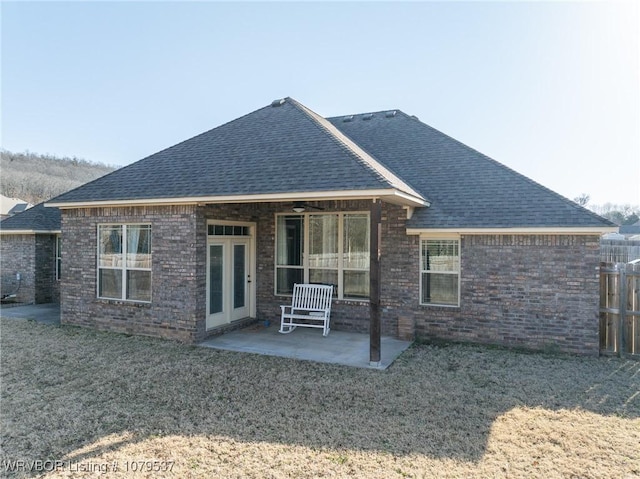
[370, 199, 382, 366]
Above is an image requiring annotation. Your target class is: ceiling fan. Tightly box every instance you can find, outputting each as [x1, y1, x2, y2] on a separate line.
[292, 201, 325, 213]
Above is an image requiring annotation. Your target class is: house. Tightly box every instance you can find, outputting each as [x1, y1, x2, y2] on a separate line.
[46, 97, 614, 355]
[601, 221, 640, 263]
[619, 221, 640, 238]
[0, 194, 33, 220]
[0, 202, 61, 304]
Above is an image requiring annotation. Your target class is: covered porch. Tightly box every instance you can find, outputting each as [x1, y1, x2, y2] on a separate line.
[199, 322, 412, 369]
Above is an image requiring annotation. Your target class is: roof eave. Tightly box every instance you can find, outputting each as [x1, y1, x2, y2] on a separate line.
[406, 226, 617, 235]
[46, 188, 429, 209]
[0, 229, 61, 235]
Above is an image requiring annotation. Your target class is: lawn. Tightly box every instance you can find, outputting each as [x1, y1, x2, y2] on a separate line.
[1, 317, 638, 478]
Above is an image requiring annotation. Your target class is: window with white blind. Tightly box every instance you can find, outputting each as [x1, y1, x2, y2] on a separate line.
[420, 238, 460, 306]
[276, 213, 369, 299]
[98, 224, 152, 302]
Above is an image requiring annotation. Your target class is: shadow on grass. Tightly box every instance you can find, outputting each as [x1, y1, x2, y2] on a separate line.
[1, 317, 639, 472]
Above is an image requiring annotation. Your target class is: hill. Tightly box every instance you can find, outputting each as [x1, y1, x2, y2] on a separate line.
[0, 150, 116, 204]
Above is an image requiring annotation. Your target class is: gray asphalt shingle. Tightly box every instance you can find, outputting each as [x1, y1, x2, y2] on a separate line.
[329, 111, 612, 229]
[49, 97, 612, 229]
[0, 202, 60, 232]
[51, 98, 420, 204]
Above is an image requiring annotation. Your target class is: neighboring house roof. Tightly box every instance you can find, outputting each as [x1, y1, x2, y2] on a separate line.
[0, 194, 32, 217]
[620, 221, 640, 236]
[48, 97, 613, 231]
[0, 202, 61, 233]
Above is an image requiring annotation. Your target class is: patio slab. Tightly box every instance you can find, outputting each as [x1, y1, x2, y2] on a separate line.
[199, 323, 412, 369]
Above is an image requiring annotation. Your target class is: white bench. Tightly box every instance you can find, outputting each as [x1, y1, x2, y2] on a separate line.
[279, 283, 333, 337]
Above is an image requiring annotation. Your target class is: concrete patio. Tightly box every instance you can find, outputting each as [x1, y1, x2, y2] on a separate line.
[199, 322, 413, 369]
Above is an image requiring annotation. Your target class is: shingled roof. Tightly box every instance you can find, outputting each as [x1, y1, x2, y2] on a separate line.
[48, 97, 612, 230]
[48, 98, 425, 208]
[328, 110, 613, 229]
[0, 202, 61, 233]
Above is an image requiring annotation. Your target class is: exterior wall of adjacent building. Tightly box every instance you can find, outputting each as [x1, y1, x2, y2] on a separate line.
[0, 233, 59, 305]
[35, 234, 60, 303]
[60, 202, 601, 355]
[1, 234, 36, 304]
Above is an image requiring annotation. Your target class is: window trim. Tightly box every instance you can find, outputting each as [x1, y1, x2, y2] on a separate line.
[97, 223, 152, 303]
[274, 211, 370, 301]
[419, 236, 461, 307]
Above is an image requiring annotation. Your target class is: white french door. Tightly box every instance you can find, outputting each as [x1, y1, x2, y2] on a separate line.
[206, 238, 251, 329]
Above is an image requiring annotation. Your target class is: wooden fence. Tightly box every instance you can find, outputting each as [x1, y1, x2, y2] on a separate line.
[600, 262, 640, 357]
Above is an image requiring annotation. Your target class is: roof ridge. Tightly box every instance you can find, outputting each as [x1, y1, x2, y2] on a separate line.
[326, 109, 400, 120]
[285, 98, 426, 204]
[392, 111, 615, 227]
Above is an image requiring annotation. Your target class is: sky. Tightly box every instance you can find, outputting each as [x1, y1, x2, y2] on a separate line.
[2, 1, 639, 207]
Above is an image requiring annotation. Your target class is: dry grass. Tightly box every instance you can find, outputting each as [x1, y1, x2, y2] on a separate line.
[1, 317, 639, 479]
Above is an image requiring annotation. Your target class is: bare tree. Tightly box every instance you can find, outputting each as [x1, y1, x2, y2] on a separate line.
[574, 193, 590, 206]
[0, 149, 116, 204]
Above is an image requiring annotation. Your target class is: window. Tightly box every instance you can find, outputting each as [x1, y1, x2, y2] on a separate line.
[276, 213, 369, 299]
[420, 239, 459, 306]
[208, 224, 250, 236]
[55, 234, 62, 280]
[276, 216, 304, 295]
[98, 224, 151, 302]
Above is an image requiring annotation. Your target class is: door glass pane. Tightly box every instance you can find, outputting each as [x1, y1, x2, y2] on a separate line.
[233, 244, 246, 309]
[209, 245, 223, 315]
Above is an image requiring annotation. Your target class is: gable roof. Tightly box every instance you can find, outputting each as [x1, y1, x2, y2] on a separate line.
[47, 97, 612, 231]
[329, 110, 613, 230]
[48, 98, 426, 208]
[0, 202, 61, 233]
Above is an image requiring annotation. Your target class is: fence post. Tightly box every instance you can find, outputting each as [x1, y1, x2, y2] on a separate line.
[618, 263, 627, 357]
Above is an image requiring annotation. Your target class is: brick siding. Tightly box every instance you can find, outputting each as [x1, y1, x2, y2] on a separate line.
[0, 234, 58, 305]
[414, 234, 601, 355]
[61, 205, 200, 342]
[60, 202, 602, 354]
